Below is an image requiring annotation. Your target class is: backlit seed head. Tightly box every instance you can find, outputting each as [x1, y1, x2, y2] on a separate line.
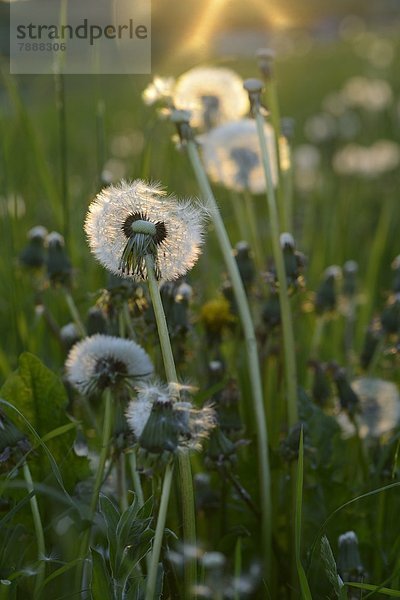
[85, 180, 205, 283]
[65, 334, 153, 397]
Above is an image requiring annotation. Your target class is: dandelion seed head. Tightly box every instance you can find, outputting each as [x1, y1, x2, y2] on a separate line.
[65, 333, 153, 396]
[142, 76, 175, 106]
[84, 180, 205, 283]
[280, 232, 295, 249]
[200, 119, 278, 194]
[174, 67, 249, 130]
[28, 226, 48, 240]
[46, 231, 65, 247]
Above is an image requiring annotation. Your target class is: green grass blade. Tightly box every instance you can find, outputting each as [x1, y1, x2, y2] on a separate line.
[295, 428, 312, 600]
[345, 582, 400, 597]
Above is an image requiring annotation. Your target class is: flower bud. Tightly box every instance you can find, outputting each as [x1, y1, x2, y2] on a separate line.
[46, 232, 72, 286]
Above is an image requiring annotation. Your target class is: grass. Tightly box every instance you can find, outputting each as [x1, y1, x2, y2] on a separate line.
[1, 22, 400, 599]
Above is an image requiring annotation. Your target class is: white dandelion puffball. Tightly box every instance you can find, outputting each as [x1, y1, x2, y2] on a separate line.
[336, 378, 400, 439]
[126, 381, 170, 439]
[200, 119, 278, 194]
[173, 67, 249, 130]
[85, 180, 205, 282]
[66, 334, 153, 396]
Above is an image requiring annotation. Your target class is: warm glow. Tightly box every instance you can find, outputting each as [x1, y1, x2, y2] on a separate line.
[248, 0, 294, 29]
[176, 0, 230, 57]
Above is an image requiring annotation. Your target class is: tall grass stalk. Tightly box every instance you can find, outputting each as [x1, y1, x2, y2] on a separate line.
[183, 136, 272, 575]
[23, 461, 46, 598]
[254, 107, 298, 428]
[144, 254, 197, 598]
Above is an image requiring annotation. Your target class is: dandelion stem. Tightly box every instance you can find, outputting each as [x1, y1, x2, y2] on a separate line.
[145, 463, 174, 600]
[185, 139, 272, 575]
[76, 388, 114, 593]
[23, 461, 46, 598]
[254, 110, 298, 428]
[64, 290, 87, 338]
[128, 451, 145, 508]
[145, 254, 197, 597]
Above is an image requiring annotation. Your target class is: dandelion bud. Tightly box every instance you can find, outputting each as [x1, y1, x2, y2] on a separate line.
[380, 293, 400, 335]
[243, 78, 264, 115]
[0, 410, 31, 474]
[86, 306, 108, 336]
[205, 426, 237, 468]
[279, 422, 304, 463]
[170, 109, 194, 144]
[234, 241, 255, 289]
[315, 266, 342, 314]
[256, 48, 276, 79]
[337, 531, 365, 583]
[46, 231, 72, 286]
[360, 320, 383, 370]
[262, 291, 281, 330]
[215, 379, 243, 437]
[343, 260, 358, 297]
[60, 322, 81, 350]
[308, 361, 331, 407]
[19, 226, 48, 269]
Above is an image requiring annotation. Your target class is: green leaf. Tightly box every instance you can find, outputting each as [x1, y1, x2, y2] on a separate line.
[99, 493, 120, 574]
[0, 352, 89, 491]
[295, 428, 312, 600]
[345, 582, 400, 597]
[320, 535, 345, 598]
[91, 549, 113, 600]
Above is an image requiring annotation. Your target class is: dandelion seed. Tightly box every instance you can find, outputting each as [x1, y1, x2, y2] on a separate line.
[126, 381, 215, 455]
[174, 67, 249, 130]
[65, 333, 153, 397]
[84, 180, 205, 282]
[200, 119, 278, 194]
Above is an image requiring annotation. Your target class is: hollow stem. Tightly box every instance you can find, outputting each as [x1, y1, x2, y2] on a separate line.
[145, 254, 197, 597]
[185, 139, 272, 574]
[145, 463, 174, 600]
[254, 110, 298, 428]
[23, 461, 46, 598]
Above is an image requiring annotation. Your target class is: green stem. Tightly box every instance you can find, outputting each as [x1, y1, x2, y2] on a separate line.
[117, 453, 128, 512]
[186, 140, 272, 574]
[145, 463, 174, 600]
[64, 290, 87, 338]
[145, 255, 197, 597]
[243, 190, 265, 271]
[254, 111, 298, 428]
[23, 462, 46, 598]
[76, 388, 114, 592]
[128, 451, 145, 508]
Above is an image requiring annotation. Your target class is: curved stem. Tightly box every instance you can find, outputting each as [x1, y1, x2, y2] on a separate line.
[23, 461, 46, 598]
[186, 140, 272, 575]
[145, 255, 197, 597]
[145, 463, 174, 600]
[76, 388, 114, 593]
[255, 111, 298, 428]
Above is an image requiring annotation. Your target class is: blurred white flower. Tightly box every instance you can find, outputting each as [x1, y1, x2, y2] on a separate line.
[293, 144, 321, 193]
[333, 140, 400, 178]
[0, 194, 26, 220]
[304, 112, 337, 144]
[173, 67, 249, 130]
[341, 76, 393, 112]
[66, 333, 153, 396]
[85, 180, 205, 282]
[142, 76, 175, 105]
[200, 118, 277, 194]
[336, 378, 400, 439]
